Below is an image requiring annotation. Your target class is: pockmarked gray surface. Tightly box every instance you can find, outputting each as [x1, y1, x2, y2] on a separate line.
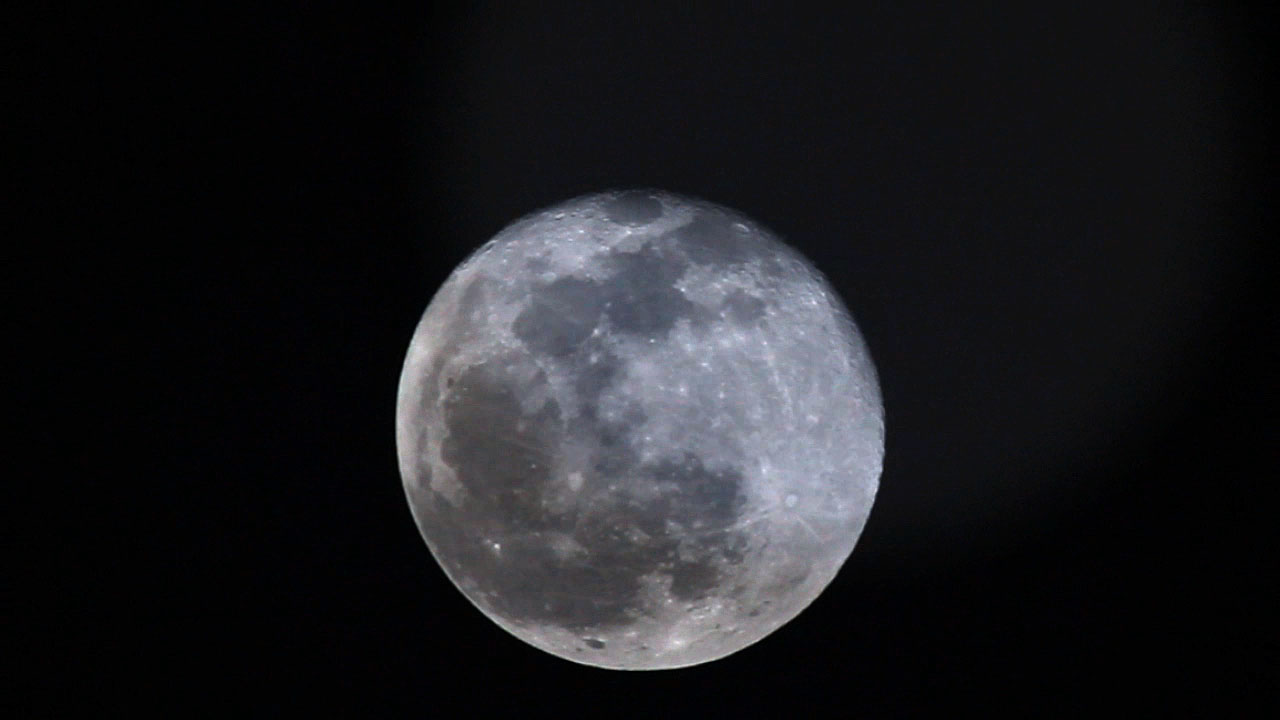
[397, 190, 884, 669]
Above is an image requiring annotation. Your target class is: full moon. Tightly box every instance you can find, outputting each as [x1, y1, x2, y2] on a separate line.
[396, 190, 884, 669]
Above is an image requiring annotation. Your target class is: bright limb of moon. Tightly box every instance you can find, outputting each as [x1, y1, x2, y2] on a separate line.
[396, 190, 884, 669]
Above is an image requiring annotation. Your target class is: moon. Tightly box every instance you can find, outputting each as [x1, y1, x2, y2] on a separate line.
[396, 190, 884, 669]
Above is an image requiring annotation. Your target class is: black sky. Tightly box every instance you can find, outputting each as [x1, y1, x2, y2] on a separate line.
[16, 1, 1274, 714]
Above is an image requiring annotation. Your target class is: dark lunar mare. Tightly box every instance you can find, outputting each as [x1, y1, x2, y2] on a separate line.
[601, 190, 664, 227]
[665, 212, 764, 268]
[514, 240, 704, 344]
[598, 243, 698, 337]
[512, 277, 605, 357]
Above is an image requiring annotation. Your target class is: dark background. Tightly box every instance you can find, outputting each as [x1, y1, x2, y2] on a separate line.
[17, 1, 1273, 714]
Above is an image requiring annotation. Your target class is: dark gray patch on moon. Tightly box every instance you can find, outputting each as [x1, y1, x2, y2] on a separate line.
[440, 362, 562, 531]
[603, 190, 663, 226]
[513, 277, 606, 357]
[633, 454, 748, 603]
[670, 212, 760, 267]
[669, 561, 721, 601]
[456, 276, 491, 323]
[513, 241, 699, 351]
[645, 453, 745, 532]
[721, 289, 767, 324]
[435, 358, 655, 629]
[601, 244, 697, 337]
[432, 335, 750, 633]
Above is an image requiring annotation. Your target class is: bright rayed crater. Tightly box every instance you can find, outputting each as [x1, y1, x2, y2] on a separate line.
[396, 190, 884, 669]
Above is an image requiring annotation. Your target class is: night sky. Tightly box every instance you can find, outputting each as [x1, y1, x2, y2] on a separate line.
[17, 2, 1273, 714]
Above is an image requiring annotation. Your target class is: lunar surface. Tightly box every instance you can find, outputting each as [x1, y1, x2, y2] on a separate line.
[396, 190, 884, 669]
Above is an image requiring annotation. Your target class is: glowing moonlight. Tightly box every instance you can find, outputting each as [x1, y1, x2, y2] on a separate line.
[396, 190, 883, 669]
